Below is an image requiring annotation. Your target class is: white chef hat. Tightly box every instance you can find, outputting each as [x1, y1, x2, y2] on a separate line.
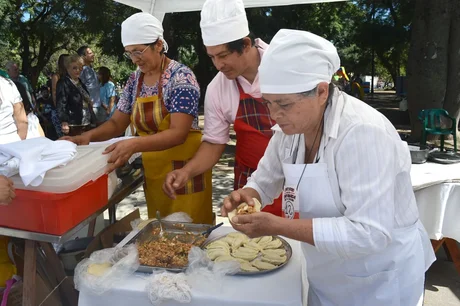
[121, 12, 169, 52]
[259, 29, 340, 94]
[200, 0, 250, 46]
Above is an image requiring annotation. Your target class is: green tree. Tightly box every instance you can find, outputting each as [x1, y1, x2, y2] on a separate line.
[0, 0, 136, 88]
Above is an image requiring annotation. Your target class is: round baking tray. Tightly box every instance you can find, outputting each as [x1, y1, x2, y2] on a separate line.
[202, 234, 293, 276]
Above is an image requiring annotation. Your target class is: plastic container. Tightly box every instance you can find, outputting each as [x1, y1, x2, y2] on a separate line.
[0, 144, 113, 235]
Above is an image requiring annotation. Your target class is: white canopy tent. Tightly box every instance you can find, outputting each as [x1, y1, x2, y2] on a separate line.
[114, 0, 347, 21]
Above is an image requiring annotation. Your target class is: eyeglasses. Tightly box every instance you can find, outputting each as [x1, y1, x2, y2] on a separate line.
[124, 44, 151, 60]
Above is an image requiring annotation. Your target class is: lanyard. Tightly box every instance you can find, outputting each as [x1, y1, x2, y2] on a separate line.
[288, 103, 328, 190]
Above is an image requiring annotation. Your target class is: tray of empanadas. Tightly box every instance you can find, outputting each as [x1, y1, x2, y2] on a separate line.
[202, 232, 292, 275]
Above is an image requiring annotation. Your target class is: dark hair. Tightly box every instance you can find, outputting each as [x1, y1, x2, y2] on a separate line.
[77, 46, 89, 57]
[57, 54, 69, 78]
[148, 39, 165, 54]
[226, 32, 256, 55]
[98, 66, 112, 85]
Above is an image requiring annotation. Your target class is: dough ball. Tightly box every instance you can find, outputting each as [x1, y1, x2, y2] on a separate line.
[87, 263, 111, 276]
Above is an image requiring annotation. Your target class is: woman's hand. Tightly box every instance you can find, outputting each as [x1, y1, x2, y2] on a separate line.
[59, 133, 91, 145]
[221, 189, 257, 217]
[231, 212, 282, 238]
[104, 139, 137, 173]
[0, 176, 15, 205]
[61, 122, 70, 134]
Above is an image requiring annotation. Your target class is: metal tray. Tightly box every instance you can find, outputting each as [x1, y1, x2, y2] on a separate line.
[202, 234, 293, 276]
[125, 220, 213, 273]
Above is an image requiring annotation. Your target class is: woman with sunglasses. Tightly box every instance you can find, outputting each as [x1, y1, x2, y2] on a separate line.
[62, 12, 213, 224]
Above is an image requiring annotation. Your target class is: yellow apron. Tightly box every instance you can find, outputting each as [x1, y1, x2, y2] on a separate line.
[131, 63, 213, 225]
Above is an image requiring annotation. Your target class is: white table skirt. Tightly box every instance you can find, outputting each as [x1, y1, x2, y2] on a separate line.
[415, 182, 460, 242]
[78, 227, 303, 306]
[411, 162, 460, 242]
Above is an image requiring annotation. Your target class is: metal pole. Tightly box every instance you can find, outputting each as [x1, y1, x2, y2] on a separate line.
[371, 0, 375, 97]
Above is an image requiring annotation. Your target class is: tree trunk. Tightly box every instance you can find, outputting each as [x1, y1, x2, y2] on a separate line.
[407, 0, 451, 141]
[443, 1, 460, 126]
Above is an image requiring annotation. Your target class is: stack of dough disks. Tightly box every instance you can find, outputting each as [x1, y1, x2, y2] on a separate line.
[205, 232, 288, 273]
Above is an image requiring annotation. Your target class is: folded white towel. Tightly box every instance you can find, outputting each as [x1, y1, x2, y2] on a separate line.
[0, 137, 77, 186]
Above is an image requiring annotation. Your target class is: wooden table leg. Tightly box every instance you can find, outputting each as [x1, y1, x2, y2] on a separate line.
[88, 218, 97, 237]
[23, 240, 37, 306]
[431, 238, 446, 252]
[443, 238, 460, 275]
[40, 242, 79, 306]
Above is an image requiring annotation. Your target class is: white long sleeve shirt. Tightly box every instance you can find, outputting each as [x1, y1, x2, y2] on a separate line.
[246, 90, 420, 259]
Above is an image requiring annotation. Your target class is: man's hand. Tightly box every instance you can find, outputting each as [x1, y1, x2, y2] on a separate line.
[231, 212, 281, 238]
[162, 169, 192, 199]
[104, 139, 137, 173]
[59, 134, 91, 145]
[0, 176, 15, 205]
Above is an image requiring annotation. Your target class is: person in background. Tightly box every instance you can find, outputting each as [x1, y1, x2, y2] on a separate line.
[163, 0, 282, 217]
[77, 46, 103, 123]
[51, 54, 69, 105]
[62, 12, 213, 224]
[0, 76, 28, 144]
[12, 80, 45, 139]
[37, 86, 59, 139]
[98, 66, 117, 120]
[56, 54, 94, 136]
[5, 61, 37, 111]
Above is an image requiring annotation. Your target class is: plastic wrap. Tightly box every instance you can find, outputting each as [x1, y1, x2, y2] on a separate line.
[144, 246, 239, 305]
[163, 212, 193, 223]
[74, 244, 139, 295]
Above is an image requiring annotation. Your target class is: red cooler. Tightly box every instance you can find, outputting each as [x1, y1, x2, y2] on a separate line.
[0, 144, 116, 235]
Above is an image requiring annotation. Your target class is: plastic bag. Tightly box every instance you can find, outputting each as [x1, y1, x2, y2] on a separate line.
[186, 246, 240, 280]
[74, 244, 139, 295]
[145, 272, 191, 306]
[144, 247, 239, 305]
[163, 212, 193, 223]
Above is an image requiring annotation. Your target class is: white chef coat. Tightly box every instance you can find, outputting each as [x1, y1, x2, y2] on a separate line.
[246, 89, 427, 259]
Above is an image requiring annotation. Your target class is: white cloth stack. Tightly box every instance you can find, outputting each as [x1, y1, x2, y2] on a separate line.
[0, 137, 77, 186]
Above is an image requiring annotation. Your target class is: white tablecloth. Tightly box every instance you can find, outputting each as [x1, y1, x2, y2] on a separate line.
[78, 227, 303, 306]
[411, 162, 460, 242]
[411, 162, 460, 191]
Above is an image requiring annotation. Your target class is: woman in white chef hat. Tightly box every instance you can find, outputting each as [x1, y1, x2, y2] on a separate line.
[222, 29, 435, 306]
[64, 12, 213, 224]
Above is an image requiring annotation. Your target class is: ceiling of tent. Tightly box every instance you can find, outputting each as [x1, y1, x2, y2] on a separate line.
[114, 0, 347, 20]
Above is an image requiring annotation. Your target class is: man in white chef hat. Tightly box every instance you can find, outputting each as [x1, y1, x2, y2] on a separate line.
[220, 29, 435, 306]
[164, 0, 282, 217]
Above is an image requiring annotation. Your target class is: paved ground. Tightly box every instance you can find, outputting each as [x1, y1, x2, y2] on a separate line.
[110, 94, 460, 305]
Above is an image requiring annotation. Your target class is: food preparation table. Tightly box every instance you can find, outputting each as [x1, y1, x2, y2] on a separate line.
[78, 226, 304, 306]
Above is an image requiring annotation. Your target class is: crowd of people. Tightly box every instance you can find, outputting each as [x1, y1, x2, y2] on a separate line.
[0, 48, 118, 141]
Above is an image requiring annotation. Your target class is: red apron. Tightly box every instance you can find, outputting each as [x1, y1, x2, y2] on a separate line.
[233, 81, 282, 216]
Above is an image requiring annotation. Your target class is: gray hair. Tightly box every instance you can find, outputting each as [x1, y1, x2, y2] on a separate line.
[5, 61, 17, 70]
[298, 83, 335, 104]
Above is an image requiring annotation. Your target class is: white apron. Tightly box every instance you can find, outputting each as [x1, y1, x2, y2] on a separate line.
[282, 140, 435, 306]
